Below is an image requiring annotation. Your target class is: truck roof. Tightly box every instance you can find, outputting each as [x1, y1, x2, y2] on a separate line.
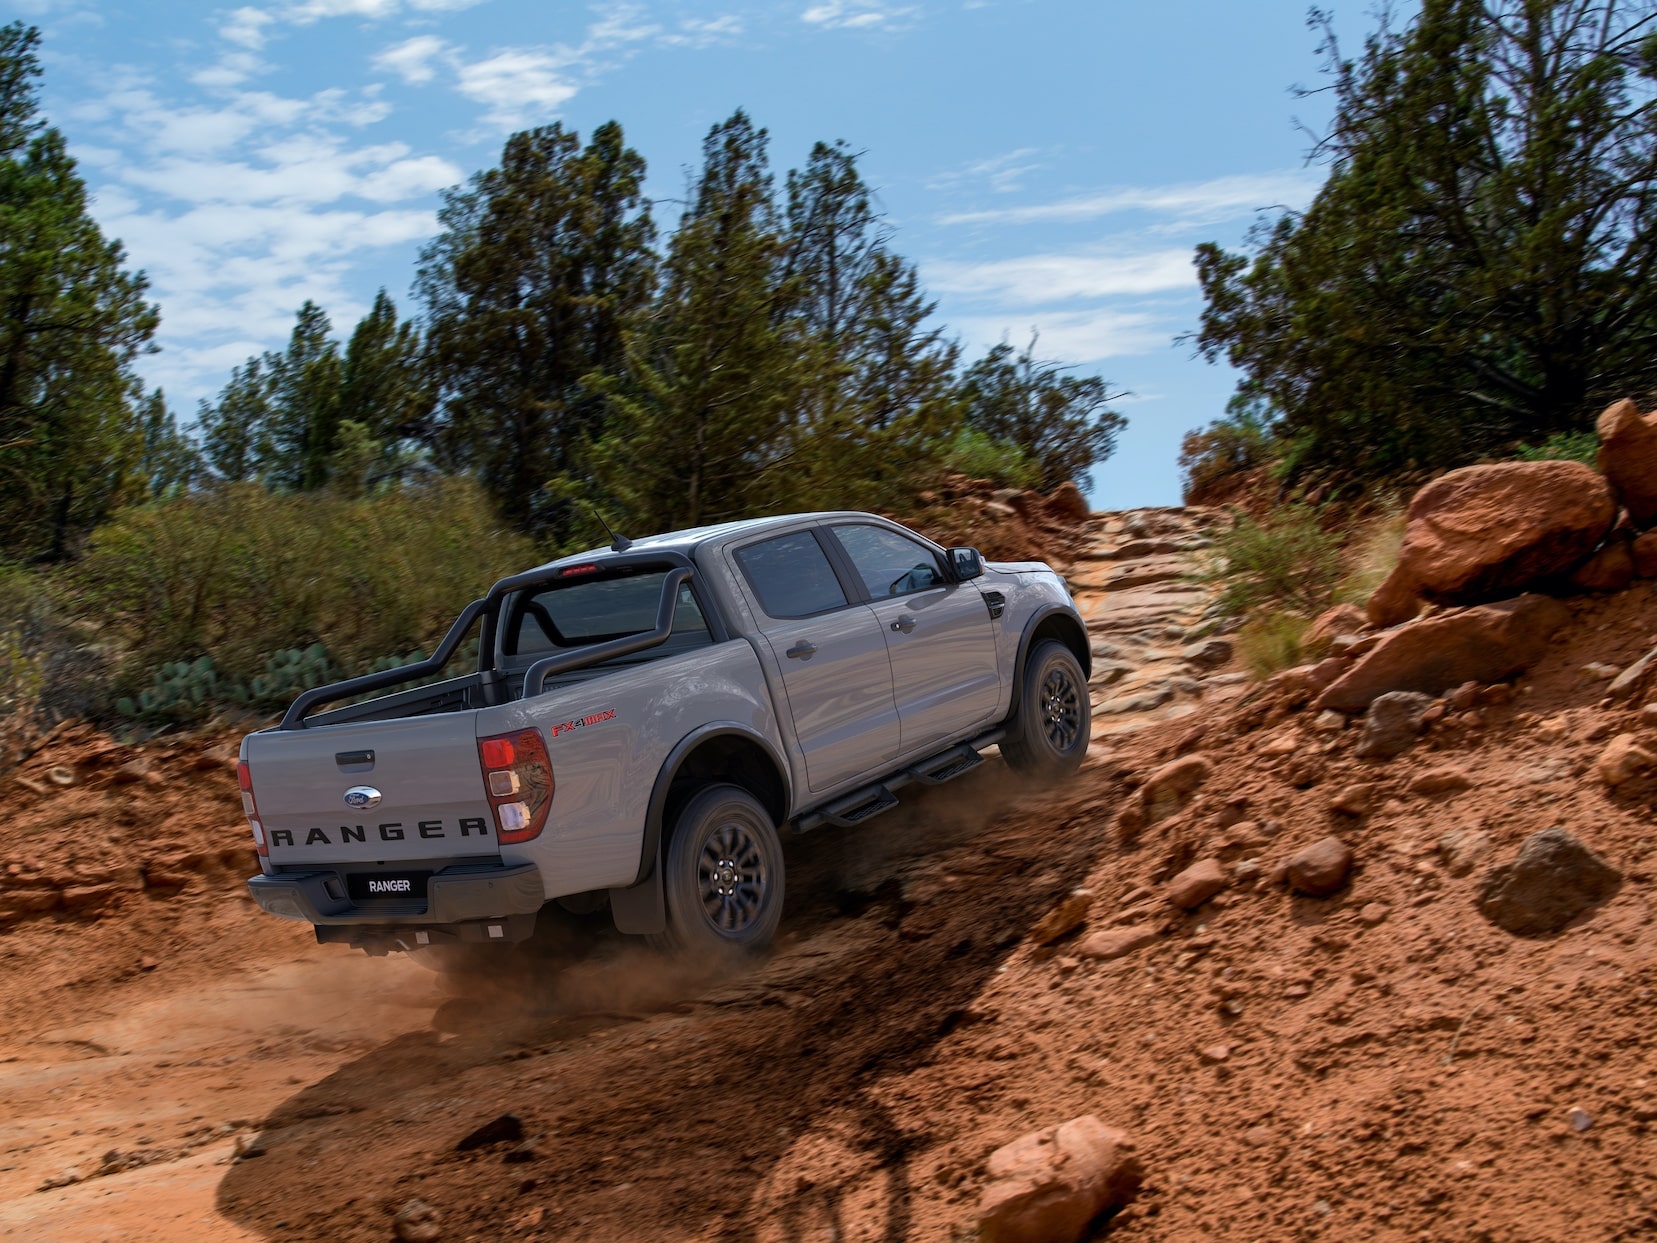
[519, 511, 912, 577]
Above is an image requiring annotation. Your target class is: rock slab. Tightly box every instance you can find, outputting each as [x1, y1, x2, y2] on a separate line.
[1354, 692, 1435, 759]
[1476, 827, 1622, 935]
[1165, 858, 1227, 910]
[1318, 595, 1570, 713]
[977, 1116, 1141, 1243]
[1366, 460, 1614, 625]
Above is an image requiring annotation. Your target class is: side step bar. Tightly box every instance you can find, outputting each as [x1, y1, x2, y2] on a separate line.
[792, 728, 1005, 835]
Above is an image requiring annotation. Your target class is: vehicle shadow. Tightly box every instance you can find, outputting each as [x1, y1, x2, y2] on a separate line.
[214, 763, 1111, 1242]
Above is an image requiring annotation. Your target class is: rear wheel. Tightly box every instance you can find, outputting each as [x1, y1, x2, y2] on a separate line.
[662, 784, 785, 954]
[1001, 639, 1091, 780]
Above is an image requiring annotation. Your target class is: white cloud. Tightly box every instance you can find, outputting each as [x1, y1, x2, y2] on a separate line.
[802, 1, 918, 30]
[927, 146, 1043, 194]
[190, 50, 267, 89]
[221, 7, 276, 49]
[281, 0, 486, 21]
[372, 34, 453, 85]
[954, 308, 1170, 364]
[664, 14, 745, 46]
[455, 49, 579, 129]
[928, 248, 1195, 306]
[939, 170, 1322, 228]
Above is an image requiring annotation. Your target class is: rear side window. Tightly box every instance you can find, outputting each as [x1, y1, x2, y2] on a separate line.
[506, 568, 707, 656]
[734, 531, 849, 619]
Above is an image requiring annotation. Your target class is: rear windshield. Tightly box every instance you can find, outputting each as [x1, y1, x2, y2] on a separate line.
[504, 565, 709, 656]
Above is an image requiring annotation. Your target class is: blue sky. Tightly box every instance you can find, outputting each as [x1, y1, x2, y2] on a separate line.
[17, 0, 1390, 507]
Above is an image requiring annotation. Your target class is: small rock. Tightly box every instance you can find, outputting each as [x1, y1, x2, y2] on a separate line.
[1030, 889, 1095, 945]
[1182, 637, 1233, 668]
[1198, 1044, 1230, 1063]
[1595, 733, 1657, 787]
[456, 1113, 524, 1152]
[1476, 827, 1622, 935]
[1241, 1126, 1274, 1148]
[394, 1199, 442, 1243]
[1358, 902, 1389, 926]
[1233, 859, 1263, 884]
[1077, 925, 1159, 961]
[1631, 1102, 1657, 1123]
[110, 760, 149, 785]
[1139, 754, 1212, 822]
[1312, 710, 1346, 732]
[1302, 603, 1368, 659]
[37, 1167, 83, 1191]
[1328, 783, 1379, 817]
[1439, 828, 1494, 877]
[138, 955, 159, 971]
[1608, 645, 1657, 701]
[1285, 837, 1354, 897]
[1583, 662, 1621, 680]
[232, 1134, 265, 1159]
[1355, 691, 1435, 759]
[1409, 766, 1473, 798]
[1568, 1107, 1593, 1133]
[46, 766, 75, 788]
[1165, 859, 1227, 911]
[1257, 733, 1299, 757]
[977, 1116, 1141, 1243]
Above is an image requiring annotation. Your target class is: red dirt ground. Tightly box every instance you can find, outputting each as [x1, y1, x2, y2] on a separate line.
[3, 579, 1657, 1242]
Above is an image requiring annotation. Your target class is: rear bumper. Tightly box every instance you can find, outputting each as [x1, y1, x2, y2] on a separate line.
[246, 861, 544, 926]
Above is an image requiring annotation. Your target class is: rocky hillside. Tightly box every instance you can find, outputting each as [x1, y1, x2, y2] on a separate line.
[2, 465, 1656, 1243]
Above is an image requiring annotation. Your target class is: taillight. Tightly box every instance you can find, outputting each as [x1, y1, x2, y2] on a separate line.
[476, 728, 553, 844]
[238, 759, 268, 857]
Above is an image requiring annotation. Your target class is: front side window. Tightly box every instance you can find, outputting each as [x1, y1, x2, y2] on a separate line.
[831, 524, 946, 600]
[734, 531, 849, 619]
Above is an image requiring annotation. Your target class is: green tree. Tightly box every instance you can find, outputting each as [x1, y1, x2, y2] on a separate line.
[264, 300, 343, 491]
[134, 388, 199, 500]
[957, 335, 1125, 491]
[336, 289, 433, 488]
[0, 22, 159, 559]
[1195, 0, 1657, 484]
[580, 111, 803, 532]
[780, 141, 960, 509]
[418, 120, 655, 536]
[197, 356, 274, 482]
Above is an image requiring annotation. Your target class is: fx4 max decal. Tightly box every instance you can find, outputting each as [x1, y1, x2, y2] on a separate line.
[550, 708, 616, 738]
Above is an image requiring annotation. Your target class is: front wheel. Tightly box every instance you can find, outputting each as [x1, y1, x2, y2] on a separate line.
[1001, 639, 1091, 780]
[662, 784, 785, 954]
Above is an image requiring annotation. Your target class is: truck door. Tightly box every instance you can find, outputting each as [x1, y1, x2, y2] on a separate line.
[730, 528, 901, 793]
[826, 522, 1001, 755]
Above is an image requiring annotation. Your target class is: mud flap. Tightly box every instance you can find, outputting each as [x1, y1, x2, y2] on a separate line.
[608, 851, 666, 935]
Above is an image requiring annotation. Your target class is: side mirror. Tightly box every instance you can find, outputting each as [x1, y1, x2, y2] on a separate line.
[950, 547, 984, 581]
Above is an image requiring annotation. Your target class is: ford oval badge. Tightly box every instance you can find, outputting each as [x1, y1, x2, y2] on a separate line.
[343, 785, 382, 810]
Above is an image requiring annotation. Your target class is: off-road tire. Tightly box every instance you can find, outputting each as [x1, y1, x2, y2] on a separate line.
[1001, 639, 1090, 780]
[662, 784, 785, 954]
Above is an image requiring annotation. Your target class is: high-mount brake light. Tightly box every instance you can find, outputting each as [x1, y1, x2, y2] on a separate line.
[237, 759, 268, 856]
[559, 563, 600, 577]
[476, 728, 553, 844]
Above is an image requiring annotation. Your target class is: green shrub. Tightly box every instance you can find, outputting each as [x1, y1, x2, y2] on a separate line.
[1515, 430, 1598, 466]
[77, 478, 538, 698]
[939, 428, 1041, 490]
[1203, 504, 1344, 618]
[1237, 611, 1308, 679]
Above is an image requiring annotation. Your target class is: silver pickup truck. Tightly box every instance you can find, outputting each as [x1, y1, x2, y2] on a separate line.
[237, 511, 1091, 959]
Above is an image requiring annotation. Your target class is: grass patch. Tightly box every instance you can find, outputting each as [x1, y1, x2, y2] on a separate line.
[1237, 611, 1309, 680]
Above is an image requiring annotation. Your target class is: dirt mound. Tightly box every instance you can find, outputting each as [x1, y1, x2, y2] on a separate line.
[4, 516, 1656, 1242]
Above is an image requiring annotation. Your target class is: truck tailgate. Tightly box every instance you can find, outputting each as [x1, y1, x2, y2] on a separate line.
[245, 716, 498, 866]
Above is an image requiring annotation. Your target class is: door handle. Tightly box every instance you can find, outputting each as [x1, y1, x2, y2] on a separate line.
[786, 640, 817, 660]
[890, 615, 916, 634]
